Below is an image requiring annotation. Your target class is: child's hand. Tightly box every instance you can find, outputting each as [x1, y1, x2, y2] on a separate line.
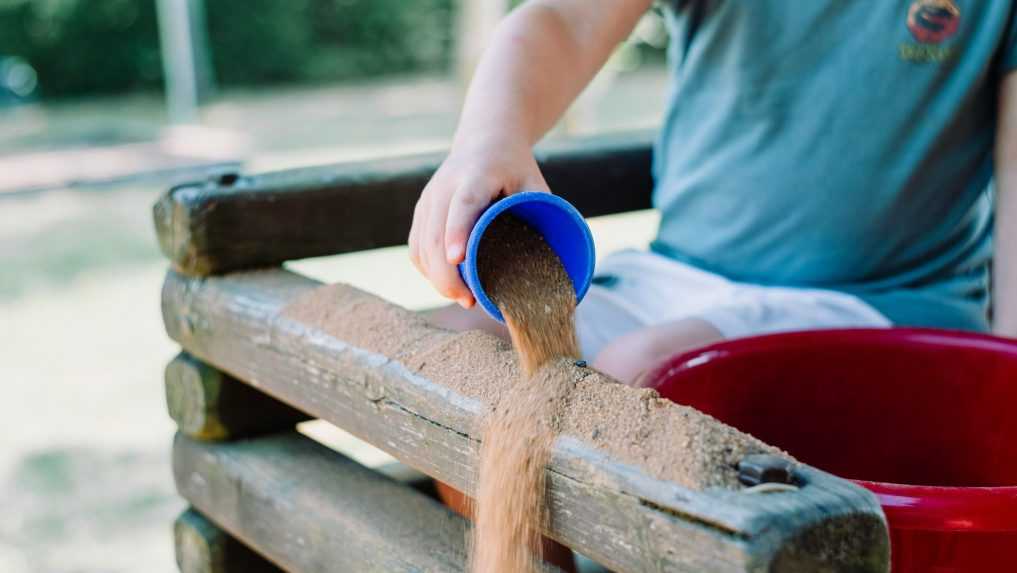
[409, 136, 550, 309]
[407, 0, 651, 307]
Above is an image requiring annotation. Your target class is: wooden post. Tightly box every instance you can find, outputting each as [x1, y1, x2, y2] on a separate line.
[456, 0, 509, 86]
[156, 0, 209, 125]
[165, 352, 310, 441]
[152, 131, 655, 276]
[174, 508, 282, 573]
[161, 268, 890, 572]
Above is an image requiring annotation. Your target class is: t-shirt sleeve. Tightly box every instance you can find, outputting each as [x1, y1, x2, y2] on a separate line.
[1002, 7, 1017, 73]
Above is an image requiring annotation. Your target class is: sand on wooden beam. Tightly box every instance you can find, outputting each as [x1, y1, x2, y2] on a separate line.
[165, 351, 310, 441]
[174, 507, 283, 573]
[173, 432, 482, 572]
[161, 268, 890, 573]
[152, 131, 653, 276]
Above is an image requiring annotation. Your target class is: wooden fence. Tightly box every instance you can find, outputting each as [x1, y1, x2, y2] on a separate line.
[156, 131, 890, 572]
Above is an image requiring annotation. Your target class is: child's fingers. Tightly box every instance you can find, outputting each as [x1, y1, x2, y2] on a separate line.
[425, 187, 474, 307]
[425, 242, 474, 307]
[445, 177, 498, 265]
[408, 194, 426, 273]
[433, 262, 474, 308]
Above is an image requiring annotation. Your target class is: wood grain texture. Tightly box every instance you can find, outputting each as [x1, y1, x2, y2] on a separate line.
[174, 432, 475, 573]
[165, 351, 310, 441]
[152, 131, 654, 276]
[174, 507, 283, 573]
[161, 268, 890, 573]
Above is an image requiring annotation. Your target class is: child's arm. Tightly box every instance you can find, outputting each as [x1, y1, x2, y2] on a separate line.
[995, 72, 1017, 337]
[409, 0, 653, 308]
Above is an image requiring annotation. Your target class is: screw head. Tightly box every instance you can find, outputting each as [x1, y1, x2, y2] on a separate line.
[737, 454, 797, 487]
[212, 172, 240, 187]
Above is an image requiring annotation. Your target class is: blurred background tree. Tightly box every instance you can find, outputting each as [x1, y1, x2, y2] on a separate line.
[206, 0, 455, 87]
[0, 0, 456, 100]
[0, 0, 664, 102]
[0, 0, 163, 98]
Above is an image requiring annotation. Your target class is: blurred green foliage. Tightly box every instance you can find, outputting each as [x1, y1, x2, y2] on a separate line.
[0, 0, 162, 98]
[205, 0, 454, 86]
[0, 0, 455, 99]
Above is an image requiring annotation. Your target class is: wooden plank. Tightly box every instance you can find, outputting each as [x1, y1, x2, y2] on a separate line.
[161, 268, 890, 572]
[174, 507, 283, 573]
[174, 432, 474, 572]
[165, 351, 310, 441]
[152, 131, 654, 276]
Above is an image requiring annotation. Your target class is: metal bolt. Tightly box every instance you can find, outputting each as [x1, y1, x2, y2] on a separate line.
[213, 172, 240, 187]
[737, 454, 797, 487]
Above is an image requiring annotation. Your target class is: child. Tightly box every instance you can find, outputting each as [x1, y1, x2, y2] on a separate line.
[410, 0, 1017, 385]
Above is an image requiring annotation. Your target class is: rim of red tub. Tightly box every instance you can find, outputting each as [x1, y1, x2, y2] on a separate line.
[647, 328, 1017, 532]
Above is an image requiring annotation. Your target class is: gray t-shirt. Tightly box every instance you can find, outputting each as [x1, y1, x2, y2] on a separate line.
[652, 0, 1017, 331]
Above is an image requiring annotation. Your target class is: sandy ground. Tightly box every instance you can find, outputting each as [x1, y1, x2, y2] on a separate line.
[1, 187, 179, 573]
[1, 70, 664, 572]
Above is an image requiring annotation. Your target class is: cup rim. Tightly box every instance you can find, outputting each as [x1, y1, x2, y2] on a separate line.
[461, 191, 595, 323]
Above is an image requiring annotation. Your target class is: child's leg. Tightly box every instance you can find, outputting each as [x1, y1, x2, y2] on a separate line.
[591, 277, 895, 387]
[592, 318, 724, 385]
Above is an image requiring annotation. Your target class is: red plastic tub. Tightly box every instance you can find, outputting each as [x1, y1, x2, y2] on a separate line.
[646, 328, 1017, 573]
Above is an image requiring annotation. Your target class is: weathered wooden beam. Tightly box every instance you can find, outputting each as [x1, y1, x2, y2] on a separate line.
[152, 131, 654, 276]
[173, 432, 475, 572]
[162, 268, 890, 572]
[166, 351, 310, 440]
[174, 507, 283, 573]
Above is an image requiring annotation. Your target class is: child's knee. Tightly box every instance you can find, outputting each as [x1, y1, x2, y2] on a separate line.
[592, 319, 725, 386]
[592, 329, 663, 385]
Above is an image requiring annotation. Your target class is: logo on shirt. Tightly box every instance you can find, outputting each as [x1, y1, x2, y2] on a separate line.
[900, 0, 960, 63]
[907, 0, 960, 44]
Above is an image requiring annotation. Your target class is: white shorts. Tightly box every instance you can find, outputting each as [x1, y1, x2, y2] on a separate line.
[576, 250, 891, 359]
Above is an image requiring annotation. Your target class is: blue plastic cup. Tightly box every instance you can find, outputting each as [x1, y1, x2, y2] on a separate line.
[459, 191, 596, 323]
